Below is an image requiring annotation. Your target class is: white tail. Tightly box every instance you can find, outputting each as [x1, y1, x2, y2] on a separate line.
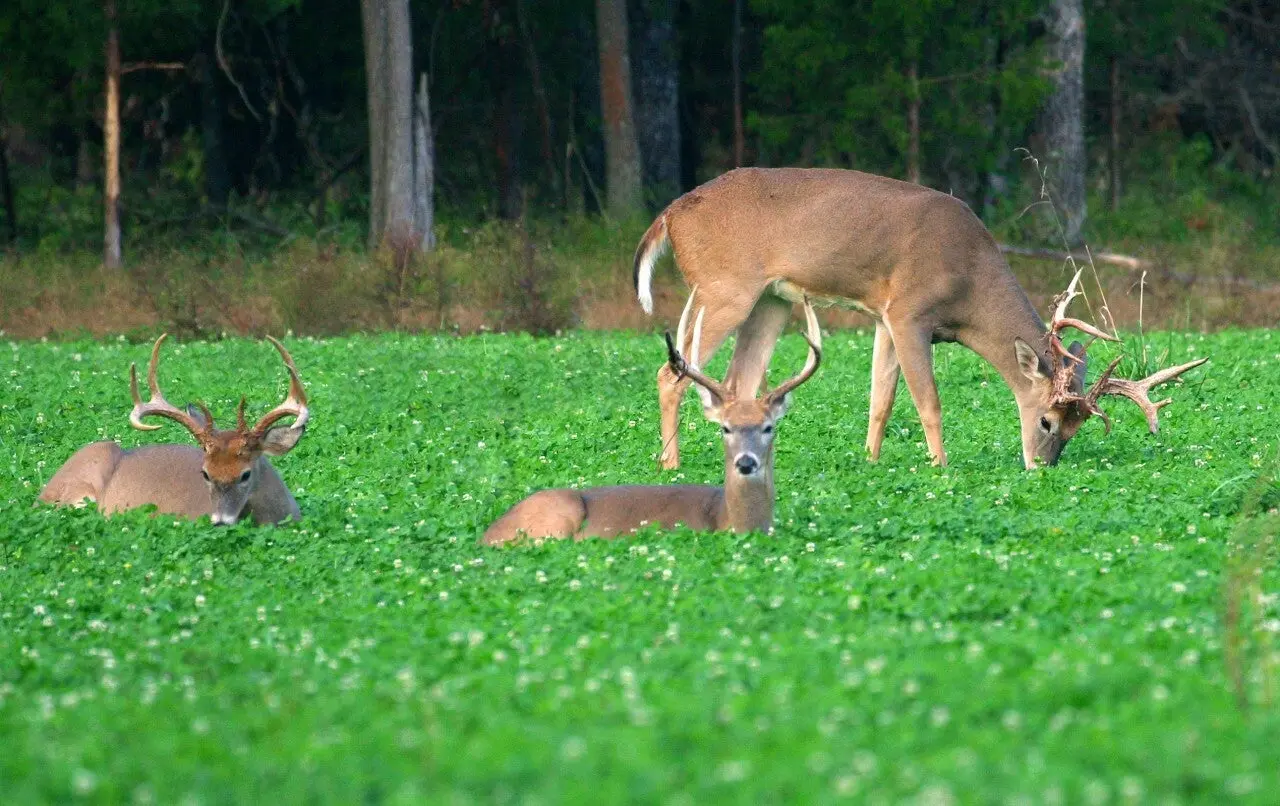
[639, 167, 1207, 470]
[39, 335, 310, 526]
[482, 289, 822, 545]
[633, 213, 670, 315]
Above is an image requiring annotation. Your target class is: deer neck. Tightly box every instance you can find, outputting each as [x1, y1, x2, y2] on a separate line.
[961, 277, 1051, 405]
[719, 458, 776, 534]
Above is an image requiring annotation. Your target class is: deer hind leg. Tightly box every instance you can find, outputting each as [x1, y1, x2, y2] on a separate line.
[38, 441, 124, 509]
[866, 322, 900, 461]
[657, 293, 757, 470]
[886, 319, 947, 467]
[724, 293, 792, 400]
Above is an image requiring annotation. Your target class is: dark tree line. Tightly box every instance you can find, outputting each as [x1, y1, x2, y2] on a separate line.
[0, 0, 1276, 260]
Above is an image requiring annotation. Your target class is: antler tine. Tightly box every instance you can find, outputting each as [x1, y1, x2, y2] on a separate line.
[249, 336, 311, 436]
[765, 297, 823, 403]
[1049, 268, 1120, 346]
[666, 287, 730, 402]
[1089, 357, 1208, 434]
[128, 333, 210, 440]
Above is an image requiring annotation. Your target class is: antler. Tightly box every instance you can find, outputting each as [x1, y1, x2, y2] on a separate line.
[1048, 268, 1119, 350]
[1043, 268, 1121, 409]
[248, 336, 310, 436]
[1084, 355, 1209, 434]
[665, 286, 731, 403]
[129, 333, 212, 442]
[764, 297, 822, 404]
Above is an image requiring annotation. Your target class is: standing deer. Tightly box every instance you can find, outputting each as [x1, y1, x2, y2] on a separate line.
[39, 334, 310, 525]
[634, 167, 1207, 470]
[482, 290, 821, 545]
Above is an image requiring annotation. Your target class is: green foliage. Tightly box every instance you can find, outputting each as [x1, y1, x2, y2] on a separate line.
[2, 329, 1278, 801]
[748, 0, 1047, 187]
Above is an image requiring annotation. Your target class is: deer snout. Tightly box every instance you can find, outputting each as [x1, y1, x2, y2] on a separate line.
[734, 454, 760, 476]
[209, 511, 240, 526]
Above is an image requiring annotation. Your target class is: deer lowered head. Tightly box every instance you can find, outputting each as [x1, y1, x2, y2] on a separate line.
[1012, 270, 1208, 466]
[128, 334, 310, 525]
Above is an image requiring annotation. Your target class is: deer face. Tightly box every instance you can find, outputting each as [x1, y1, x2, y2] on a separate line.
[129, 333, 310, 526]
[669, 287, 821, 481]
[703, 397, 791, 480]
[191, 411, 304, 525]
[1015, 338, 1092, 465]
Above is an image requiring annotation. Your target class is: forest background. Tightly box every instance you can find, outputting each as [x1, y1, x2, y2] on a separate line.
[1, 0, 1277, 338]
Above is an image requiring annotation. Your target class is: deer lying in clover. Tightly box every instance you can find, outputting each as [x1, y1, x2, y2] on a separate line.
[634, 166, 1208, 469]
[483, 289, 822, 545]
[39, 334, 310, 526]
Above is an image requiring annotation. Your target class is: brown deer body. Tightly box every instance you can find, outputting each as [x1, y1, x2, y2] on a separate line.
[635, 167, 1205, 470]
[482, 292, 821, 546]
[39, 335, 310, 526]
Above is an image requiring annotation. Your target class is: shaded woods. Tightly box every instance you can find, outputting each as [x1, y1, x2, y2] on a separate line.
[1, 0, 1278, 336]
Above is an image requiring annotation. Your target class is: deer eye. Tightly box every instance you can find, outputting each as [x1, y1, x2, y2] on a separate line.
[762, 424, 773, 435]
[239, 469, 252, 483]
[1039, 416, 1052, 432]
[200, 469, 211, 482]
[721, 425, 732, 435]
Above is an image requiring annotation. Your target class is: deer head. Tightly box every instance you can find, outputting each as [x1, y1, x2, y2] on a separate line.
[129, 334, 310, 525]
[665, 287, 821, 481]
[1013, 270, 1207, 465]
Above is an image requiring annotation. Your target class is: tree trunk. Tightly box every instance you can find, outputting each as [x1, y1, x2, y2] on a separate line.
[360, 0, 388, 245]
[361, 0, 418, 249]
[515, 0, 559, 194]
[1040, 0, 1087, 244]
[490, 10, 523, 221]
[1109, 53, 1121, 212]
[382, 0, 415, 244]
[906, 61, 920, 184]
[595, 0, 643, 216]
[0, 116, 15, 244]
[413, 72, 434, 251]
[103, 0, 122, 268]
[629, 0, 680, 207]
[732, 0, 744, 167]
[200, 50, 231, 208]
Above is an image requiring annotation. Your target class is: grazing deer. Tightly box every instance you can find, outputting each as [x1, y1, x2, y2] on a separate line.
[39, 334, 310, 525]
[634, 167, 1207, 470]
[482, 291, 821, 545]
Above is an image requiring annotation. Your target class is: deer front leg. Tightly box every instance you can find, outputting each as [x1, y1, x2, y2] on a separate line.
[866, 322, 900, 461]
[657, 363, 693, 469]
[1017, 404, 1043, 471]
[888, 321, 947, 467]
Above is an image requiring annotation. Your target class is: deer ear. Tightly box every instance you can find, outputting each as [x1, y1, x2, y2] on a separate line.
[1014, 338, 1048, 382]
[1067, 341, 1087, 392]
[767, 392, 792, 420]
[260, 426, 305, 456]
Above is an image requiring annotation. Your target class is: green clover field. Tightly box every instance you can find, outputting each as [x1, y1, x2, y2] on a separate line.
[2, 329, 1277, 803]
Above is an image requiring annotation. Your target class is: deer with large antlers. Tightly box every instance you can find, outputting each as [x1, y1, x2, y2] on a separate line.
[634, 167, 1207, 470]
[39, 334, 310, 525]
[483, 290, 821, 545]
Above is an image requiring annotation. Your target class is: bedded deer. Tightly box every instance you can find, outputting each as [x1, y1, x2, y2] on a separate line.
[482, 290, 821, 545]
[39, 334, 310, 525]
[634, 167, 1207, 470]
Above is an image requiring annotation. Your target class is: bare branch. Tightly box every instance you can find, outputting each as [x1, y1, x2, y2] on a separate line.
[217, 0, 262, 122]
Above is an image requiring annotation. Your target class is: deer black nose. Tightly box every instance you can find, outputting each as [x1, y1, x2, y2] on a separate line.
[734, 455, 759, 476]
